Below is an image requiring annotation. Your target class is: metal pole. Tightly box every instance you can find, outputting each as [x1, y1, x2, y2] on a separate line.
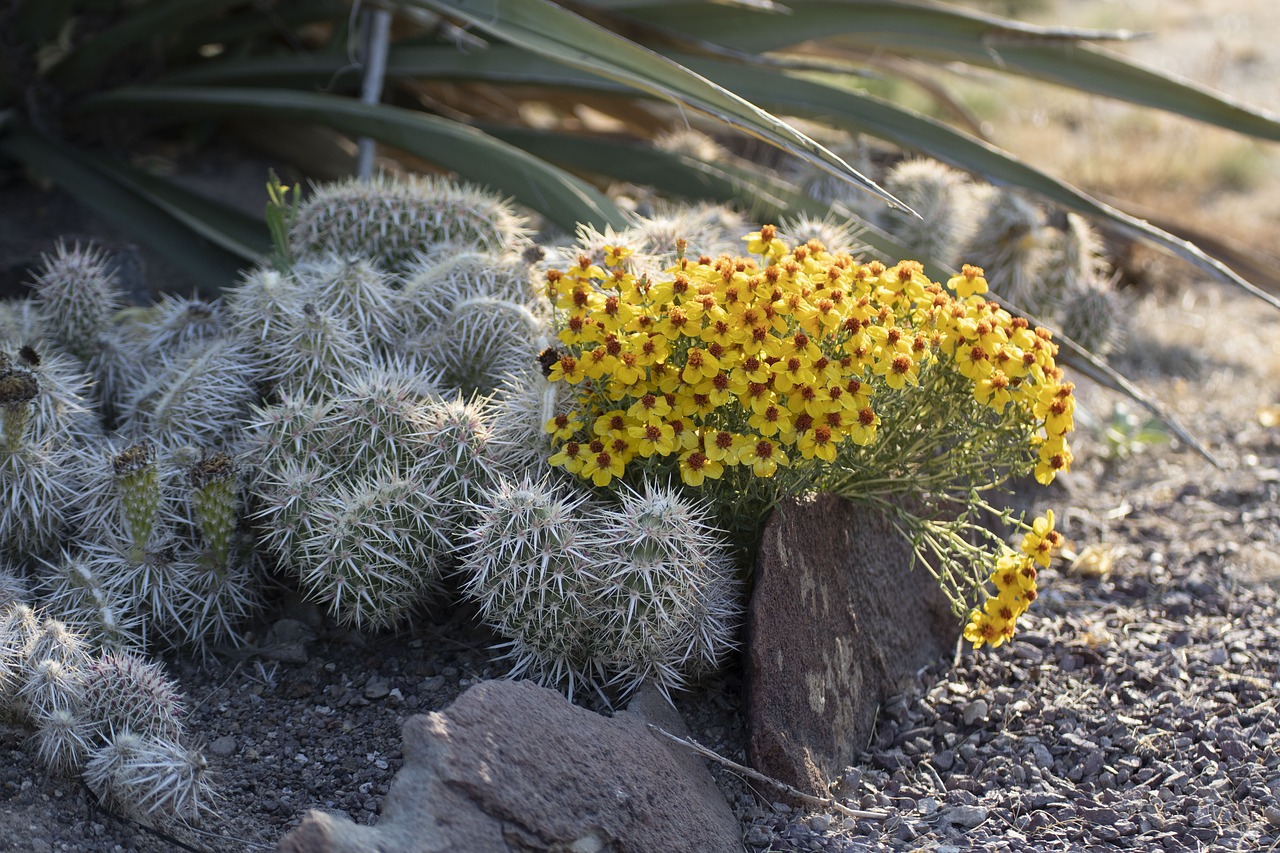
[356, 8, 393, 180]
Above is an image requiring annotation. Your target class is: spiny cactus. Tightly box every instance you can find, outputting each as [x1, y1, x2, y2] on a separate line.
[0, 348, 85, 557]
[875, 159, 980, 269]
[29, 243, 122, 363]
[779, 214, 867, 259]
[136, 293, 227, 356]
[249, 370, 492, 629]
[962, 186, 1055, 315]
[1, 603, 208, 827]
[488, 367, 570, 476]
[288, 173, 530, 272]
[1056, 273, 1127, 356]
[460, 476, 742, 703]
[293, 256, 401, 352]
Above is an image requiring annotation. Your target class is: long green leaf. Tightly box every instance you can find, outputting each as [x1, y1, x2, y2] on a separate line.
[0, 123, 253, 295]
[83, 156, 271, 260]
[625, 1, 1280, 142]
[48, 0, 250, 91]
[395, 0, 909, 212]
[77, 86, 629, 233]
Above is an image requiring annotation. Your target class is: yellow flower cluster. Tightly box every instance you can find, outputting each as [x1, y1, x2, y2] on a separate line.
[963, 511, 1063, 649]
[542, 225, 1075, 490]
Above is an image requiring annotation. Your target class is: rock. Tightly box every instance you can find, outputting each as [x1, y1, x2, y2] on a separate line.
[745, 494, 960, 795]
[940, 805, 988, 828]
[363, 676, 391, 700]
[276, 679, 741, 853]
[208, 735, 238, 757]
[258, 618, 317, 664]
[961, 699, 989, 726]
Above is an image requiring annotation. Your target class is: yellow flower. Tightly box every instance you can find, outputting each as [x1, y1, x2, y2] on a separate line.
[604, 245, 633, 267]
[872, 351, 920, 389]
[974, 370, 1014, 411]
[796, 425, 839, 462]
[627, 421, 676, 457]
[681, 347, 721, 384]
[548, 354, 585, 384]
[1033, 434, 1074, 485]
[678, 449, 724, 487]
[745, 224, 788, 260]
[703, 430, 746, 465]
[548, 440, 585, 474]
[626, 393, 672, 424]
[1021, 510, 1063, 568]
[748, 403, 793, 438]
[543, 413, 583, 441]
[846, 406, 880, 446]
[740, 437, 789, 478]
[947, 264, 989, 299]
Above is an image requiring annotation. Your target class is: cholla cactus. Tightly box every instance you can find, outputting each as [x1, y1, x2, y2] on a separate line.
[460, 476, 742, 703]
[876, 159, 980, 269]
[288, 173, 530, 272]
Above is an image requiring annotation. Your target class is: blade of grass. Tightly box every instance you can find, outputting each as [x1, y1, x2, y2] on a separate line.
[78, 86, 629, 233]
[396, 0, 909, 212]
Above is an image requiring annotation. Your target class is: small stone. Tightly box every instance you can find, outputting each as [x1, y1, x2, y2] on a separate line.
[931, 750, 955, 771]
[961, 699, 989, 726]
[918, 797, 939, 816]
[1084, 749, 1105, 777]
[364, 676, 391, 700]
[941, 805, 988, 828]
[1031, 743, 1053, 769]
[208, 735, 238, 757]
[1265, 806, 1280, 828]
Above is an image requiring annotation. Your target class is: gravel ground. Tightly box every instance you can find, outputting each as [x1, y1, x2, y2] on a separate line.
[4, 283, 1280, 853]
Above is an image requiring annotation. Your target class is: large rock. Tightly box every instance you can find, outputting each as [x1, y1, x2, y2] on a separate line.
[277, 678, 741, 853]
[746, 493, 960, 796]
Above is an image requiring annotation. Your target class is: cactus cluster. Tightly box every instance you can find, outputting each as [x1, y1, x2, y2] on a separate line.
[0, 175, 753, 824]
[460, 477, 741, 703]
[1, 601, 209, 826]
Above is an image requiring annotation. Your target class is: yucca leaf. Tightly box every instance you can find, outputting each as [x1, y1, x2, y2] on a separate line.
[48, 0, 250, 91]
[0, 122, 254, 295]
[77, 86, 629, 233]
[395, 0, 909, 212]
[625, 1, 1280, 143]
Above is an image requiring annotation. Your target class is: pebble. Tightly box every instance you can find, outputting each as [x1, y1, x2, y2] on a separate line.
[208, 735, 238, 757]
[961, 700, 989, 726]
[941, 805, 988, 828]
[363, 676, 391, 700]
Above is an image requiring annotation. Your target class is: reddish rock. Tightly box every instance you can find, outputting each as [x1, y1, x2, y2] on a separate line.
[746, 493, 960, 796]
[277, 678, 741, 853]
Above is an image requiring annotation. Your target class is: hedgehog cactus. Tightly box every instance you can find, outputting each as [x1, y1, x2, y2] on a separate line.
[288, 173, 530, 272]
[876, 159, 979, 270]
[109, 441, 163, 564]
[30, 243, 122, 363]
[962, 187, 1055, 315]
[1057, 274, 1126, 356]
[461, 476, 742, 702]
[250, 370, 491, 629]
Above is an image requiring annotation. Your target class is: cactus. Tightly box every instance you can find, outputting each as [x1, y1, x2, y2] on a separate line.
[962, 187, 1055, 315]
[460, 476, 742, 703]
[1056, 273, 1127, 357]
[136, 294, 227, 356]
[1, 602, 209, 825]
[288, 173, 530, 272]
[29, 243, 122, 363]
[0, 348, 83, 557]
[875, 159, 979, 269]
[779, 214, 867, 259]
[488, 367, 570, 477]
[249, 370, 490, 629]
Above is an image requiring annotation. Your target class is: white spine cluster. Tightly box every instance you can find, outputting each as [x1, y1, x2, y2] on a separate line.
[876, 159, 981, 270]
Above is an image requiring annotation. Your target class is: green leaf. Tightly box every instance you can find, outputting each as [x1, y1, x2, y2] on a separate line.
[0, 122, 255, 296]
[626, 1, 1280, 143]
[48, 0, 250, 91]
[77, 86, 630, 233]
[398, 0, 909, 212]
